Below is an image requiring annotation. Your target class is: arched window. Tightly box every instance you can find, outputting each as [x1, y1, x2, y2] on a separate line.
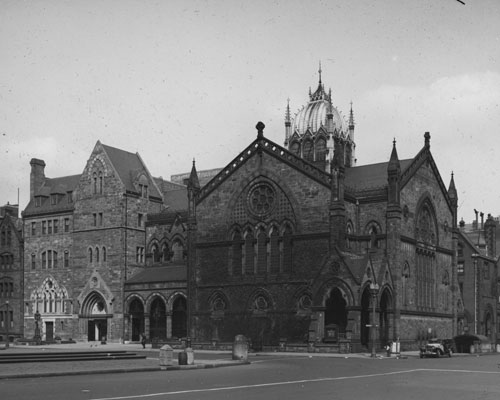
[93, 172, 98, 194]
[161, 244, 169, 262]
[231, 230, 242, 276]
[257, 227, 267, 274]
[172, 240, 184, 261]
[99, 172, 103, 194]
[269, 227, 279, 274]
[152, 243, 160, 263]
[96, 247, 100, 263]
[315, 137, 327, 167]
[244, 230, 254, 275]
[303, 139, 314, 162]
[102, 247, 106, 262]
[282, 224, 293, 273]
[290, 141, 300, 156]
[88, 248, 93, 263]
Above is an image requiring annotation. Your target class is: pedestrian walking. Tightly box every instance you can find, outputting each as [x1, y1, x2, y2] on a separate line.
[141, 333, 147, 349]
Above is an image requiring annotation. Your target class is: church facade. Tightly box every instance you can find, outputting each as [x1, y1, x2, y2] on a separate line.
[186, 76, 459, 351]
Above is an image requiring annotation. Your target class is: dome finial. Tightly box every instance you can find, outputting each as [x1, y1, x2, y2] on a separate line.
[318, 60, 322, 84]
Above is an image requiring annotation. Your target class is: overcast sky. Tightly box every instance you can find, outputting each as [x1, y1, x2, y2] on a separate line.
[1, 0, 499, 223]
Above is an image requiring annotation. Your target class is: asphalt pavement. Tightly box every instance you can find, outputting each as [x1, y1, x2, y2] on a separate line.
[0, 342, 430, 380]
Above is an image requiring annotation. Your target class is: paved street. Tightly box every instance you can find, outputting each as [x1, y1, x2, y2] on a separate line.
[1, 346, 500, 400]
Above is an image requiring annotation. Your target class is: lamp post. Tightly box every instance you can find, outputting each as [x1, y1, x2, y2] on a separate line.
[34, 309, 41, 345]
[2, 301, 11, 348]
[369, 282, 380, 358]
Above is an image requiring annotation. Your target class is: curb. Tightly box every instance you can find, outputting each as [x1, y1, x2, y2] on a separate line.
[0, 360, 250, 380]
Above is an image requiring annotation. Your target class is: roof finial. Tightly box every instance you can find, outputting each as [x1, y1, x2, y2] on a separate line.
[318, 60, 322, 84]
[256, 121, 265, 138]
[285, 98, 291, 122]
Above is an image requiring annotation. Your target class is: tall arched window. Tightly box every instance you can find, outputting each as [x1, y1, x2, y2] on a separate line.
[231, 230, 242, 276]
[269, 227, 280, 274]
[151, 243, 160, 263]
[102, 247, 106, 262]
[244, 230, 254, 275]
[88, 248, 93, 263]
[282, 224, 293, 273]
[303, 139, 313, 162]
[161, 244, 169, 262]
[93, 172, 98, 194]
[257, 227, 267, 274]
[99, 172, 103, 194]
[96, 247, 100, 263]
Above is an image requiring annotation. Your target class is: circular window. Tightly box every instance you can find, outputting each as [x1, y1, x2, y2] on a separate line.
[247, 183, 276, 217]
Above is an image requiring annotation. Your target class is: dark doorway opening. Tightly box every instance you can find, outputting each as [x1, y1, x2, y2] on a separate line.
[324, 287, 348, 337]
[172, 297, 187, 338]
[45, 321, 54, 342]
[149, 298, 166, 341]
[88, 319, 107, 341]
[129, 299, 144, 342]
[379, 289, 392, 346]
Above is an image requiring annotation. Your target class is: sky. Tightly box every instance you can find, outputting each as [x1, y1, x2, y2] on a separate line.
[1, 0, 499, 223]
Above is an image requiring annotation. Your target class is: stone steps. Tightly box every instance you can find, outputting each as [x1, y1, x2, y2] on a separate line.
[0, 350, 146, 364]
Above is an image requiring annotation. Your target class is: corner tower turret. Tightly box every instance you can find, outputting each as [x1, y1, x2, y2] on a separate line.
[285, 67, 355, 172]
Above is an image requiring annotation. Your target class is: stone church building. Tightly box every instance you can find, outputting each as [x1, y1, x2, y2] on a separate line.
[20, 73, 459, 351]
[186, 76, 459, 351]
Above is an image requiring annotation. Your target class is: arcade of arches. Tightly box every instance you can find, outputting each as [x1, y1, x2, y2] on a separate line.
[124, 295, 187, 342]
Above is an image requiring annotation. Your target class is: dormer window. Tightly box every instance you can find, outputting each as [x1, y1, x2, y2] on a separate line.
[67, 191, 73, 204]
[35, 196, 42, 207]
[50, 194, 57, 205]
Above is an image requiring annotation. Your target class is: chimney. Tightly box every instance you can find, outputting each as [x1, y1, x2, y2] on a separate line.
[30, 158, 46, 199]
[480, 212, 484, 229]
[473, 209, 478, 230]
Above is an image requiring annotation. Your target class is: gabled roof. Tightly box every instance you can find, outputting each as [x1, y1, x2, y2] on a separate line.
[198, 134, 332, 201]
[146, 210, 188, 226]
[23, 174, 80, 216]
[101, 144, 162, 199]
[125, 264, 186, 284]
[345, 159, 413, 191]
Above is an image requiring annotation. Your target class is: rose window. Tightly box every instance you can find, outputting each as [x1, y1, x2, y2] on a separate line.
[248, 183, 276, 217]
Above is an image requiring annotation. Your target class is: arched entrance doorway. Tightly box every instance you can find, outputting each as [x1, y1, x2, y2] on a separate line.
[360, 287, 371, 347]
[82, 291, 108, 342]
[324, 287, 348, 337]
[129, 298, 144, 342]
[379, 289, 392, 346]
[149, 298, 166, 341]
[171, 296, 187, 338]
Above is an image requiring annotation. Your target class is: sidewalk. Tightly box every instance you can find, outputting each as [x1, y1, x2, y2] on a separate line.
[0, 342, 248, 380]
[0, 342, 427, 380]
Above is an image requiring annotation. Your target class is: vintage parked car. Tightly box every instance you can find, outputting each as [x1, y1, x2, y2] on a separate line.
[420, 338, 453, 358]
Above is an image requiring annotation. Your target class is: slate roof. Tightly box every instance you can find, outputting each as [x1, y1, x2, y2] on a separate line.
[345, 159, 413, 191]
[125, 264, 187, 284]
[23, 174, 81, 216]
[162, 188, 188, 211]
[101, 144, 162, 199]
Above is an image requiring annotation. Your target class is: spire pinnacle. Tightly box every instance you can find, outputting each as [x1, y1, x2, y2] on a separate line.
[285, 98, 291, 122]
[349, 101, 355, 128]
[318, 61, 322, 84]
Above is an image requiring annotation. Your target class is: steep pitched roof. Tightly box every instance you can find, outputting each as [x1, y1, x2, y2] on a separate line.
[23, 174, 80, 216]
[345, 159, 413, 191]
[101, 144, 162, 199]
